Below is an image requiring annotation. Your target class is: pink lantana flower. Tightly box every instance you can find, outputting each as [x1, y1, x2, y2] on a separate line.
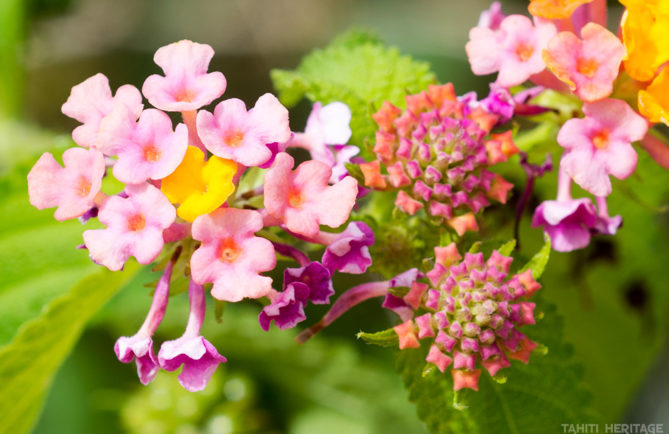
[142, 40, 226, 112]
[558, 99, 648, 196]
[543, 23, 625, 102]
[264, 152, 358, 238]
[466, 15, 557, 87]
[28, 147, 105, 221]
[83, 184, 176, 271]
[112, 109, 189, 183]
[61, 73, 142, 152]
[287, 102, 357, 182]
[196, 94, 291, 167]
[115, 259, 174, 385]
[190, 208, 276, 302]
[159, 280, 226, 392]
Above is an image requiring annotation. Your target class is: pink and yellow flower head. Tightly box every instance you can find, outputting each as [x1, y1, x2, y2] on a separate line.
[142, 40, 226, 112]
[160, 146, 237, 222]
[190, 208, 276, 302]
[28, 147, 106, 221]
[543, 23, 625, 102]
[196, 93, 291, 167]
[28, 39, 367, 393]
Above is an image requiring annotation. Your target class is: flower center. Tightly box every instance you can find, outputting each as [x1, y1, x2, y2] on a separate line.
[77, 176, 92, 197]
[127, 214, 146, 231]
[288, 190, 305, 208]
[218, 237, 241, 262]
[592, 129, 609, 150]
[175, 88, 194, 103]
[577, 57, 598, 78]
[224, 131, 245, 148]
[143, 145, 162, 162]
[515, 43, 535, 62]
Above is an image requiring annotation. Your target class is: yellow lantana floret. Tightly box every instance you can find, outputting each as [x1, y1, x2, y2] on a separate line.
[161, 146, 237, 222]
[639, 68, 669, 126]
[621, 1, 669, 82]
[528, 0, 593, 19]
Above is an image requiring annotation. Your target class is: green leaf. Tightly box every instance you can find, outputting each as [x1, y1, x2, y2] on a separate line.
[0, 162, 97, 346]
[271, 29, 436, 155]
[357, 328, 399, 347]
[497, 240, 517, 257]
[0, 263, 140, 434]
[520, 234, 551, 279]
[396, 299, 598, 434]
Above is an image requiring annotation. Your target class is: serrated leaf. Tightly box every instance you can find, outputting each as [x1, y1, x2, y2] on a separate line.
[396, 299, 598, 434]
[357, 328, 399, 347]
[0, 263, 140, 434]
[520, 234, 551, 279]
[271, 30, 436, 156]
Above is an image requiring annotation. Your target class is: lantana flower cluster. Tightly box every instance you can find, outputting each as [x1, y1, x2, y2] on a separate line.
[465, 0, 669, 251]
[389, 244, 541, 391]
[27, 40, 374, 391]
[358, 83, 518, 236]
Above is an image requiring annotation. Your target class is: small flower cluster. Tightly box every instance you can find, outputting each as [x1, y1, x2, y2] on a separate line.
[465, 1, 663, 251]
[358, 84, 518, 236]
[297, 243, 543, 392]
[387, 244, 540, 391]
[27, 40, 371, 391]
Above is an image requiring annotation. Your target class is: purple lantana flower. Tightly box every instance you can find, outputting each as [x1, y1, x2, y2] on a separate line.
[158, 280, 226, 392]
[258, 283, 310, 331]
[115, 258, 175, 385]
[320, 221, 374, 275]
[259, 262, 334, 331]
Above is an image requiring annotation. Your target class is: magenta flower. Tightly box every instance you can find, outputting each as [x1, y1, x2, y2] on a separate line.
[159, 280, 226, 392]
[190, 208, 276, 302]
[28, 147, 105, 221]
[115, 259, 174, 385]
[477, 1, 505, 30]
[558, 99, 647, 196]
[61, 73, 142, 152]
[264, 152, 358, 238]
[112, 109, 189, 183]
[318, 221, 375, 275]
[284, 261, 334, 304]
[543, 23, 625, 102]
[196, 94, 291, 167]
[258, 284, 310, 331]
[142, 40, 226, 112]
[532, 199, 598, 252]
[466, 15, 556, 87]
[83, 183, 176, 271]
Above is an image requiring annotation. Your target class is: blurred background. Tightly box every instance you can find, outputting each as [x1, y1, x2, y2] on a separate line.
[2, 0, 669, 433]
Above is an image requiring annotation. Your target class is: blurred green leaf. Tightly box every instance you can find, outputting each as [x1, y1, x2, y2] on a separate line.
[396, 299, 598, 434]
[520, 235, 551, 280]
[0, 160, 96, 346]
[0, 263, 140, 434]
[271, 29, 436, 156]
[357, 328, 399, 347]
